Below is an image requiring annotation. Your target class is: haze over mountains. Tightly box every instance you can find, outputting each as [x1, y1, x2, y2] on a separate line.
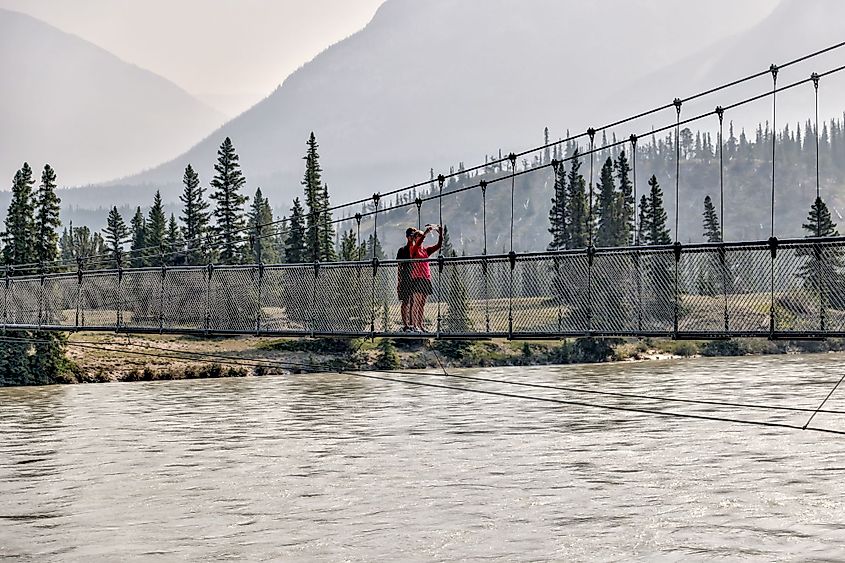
[0, 8, 224, 187]
[103, 0, 787, 211]
[7, 0, 845, 231]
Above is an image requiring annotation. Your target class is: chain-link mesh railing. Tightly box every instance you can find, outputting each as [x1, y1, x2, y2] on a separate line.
[2, 238, 844, 338]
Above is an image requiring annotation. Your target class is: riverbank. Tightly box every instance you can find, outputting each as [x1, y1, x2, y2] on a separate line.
[45, 332, 845, 385]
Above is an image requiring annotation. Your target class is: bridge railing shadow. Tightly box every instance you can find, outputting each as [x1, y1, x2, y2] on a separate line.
[4, 237, 845, 339]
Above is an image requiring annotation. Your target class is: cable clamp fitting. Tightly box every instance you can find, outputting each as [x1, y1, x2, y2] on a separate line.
[629, 134, 637, 146]
[811, 72, 820, 90]
[508, 250, 517, 271]
[768, 236, 779, 259]
[770, 64, 778, 82]
[479, 180, 488, 195]
[508, 153, 517, 168]
[673, 98, 682, 116]
[673, 241, 682, 262]
[550, 159, 559, 174]
[372, 192, 380, 207]
[437, 174, 445, 189]
[715, 105, 724, 122]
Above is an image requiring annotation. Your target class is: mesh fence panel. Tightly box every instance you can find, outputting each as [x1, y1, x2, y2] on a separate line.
[678, 248, 730, 333]
[79, 271, 120, 328]
[162, 268, 208, 331]
[439, 258, 491, 335]
[122, 270, 162, 330]
[7, 277, 41, 326]
[313, 263, 372, 333]
[592, 251, 639, 334]
[511, 254, 577, 334]
[638, 249, 675, 333]
[724, 246, 771, 333]
[259, 266, 313, 334]
[209, 267, 258, 333]
[5, 241, 845, 337]
[42, 275, 78, 328]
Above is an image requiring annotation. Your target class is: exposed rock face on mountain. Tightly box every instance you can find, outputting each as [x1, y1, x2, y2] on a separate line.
[0, 8, 224, 187]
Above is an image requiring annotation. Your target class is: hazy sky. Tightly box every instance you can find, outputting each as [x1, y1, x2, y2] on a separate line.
[0, 0, 385, 115]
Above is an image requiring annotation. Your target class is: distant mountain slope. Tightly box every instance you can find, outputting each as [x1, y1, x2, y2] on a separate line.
[108, 0, 778, 209]
[617, 0, 845, 130]
[0, 8, 225, 186]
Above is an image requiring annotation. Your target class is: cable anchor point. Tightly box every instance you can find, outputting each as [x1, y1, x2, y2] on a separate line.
[811, 72, 820, 90]
[715, 105, 724, 122]
[479, 180, 488, 194]
[507, 153, 517, 168]
[437, 174, 445, 189]
[586, 128, 596, 142]
[770, 64, 779, 82]
[673, 98, 682, 116]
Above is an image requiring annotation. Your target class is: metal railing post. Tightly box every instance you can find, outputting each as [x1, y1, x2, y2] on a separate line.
[37, 263, 44, 330]
[310, 261, 319, 337]
[673, 242, 682, 338]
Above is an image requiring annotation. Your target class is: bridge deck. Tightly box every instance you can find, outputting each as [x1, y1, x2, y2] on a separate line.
[4, 238, 845, 339]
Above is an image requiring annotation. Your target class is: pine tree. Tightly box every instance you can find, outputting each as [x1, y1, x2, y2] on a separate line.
[103, 206, 129, 267]
[35, 164, 61, 264]
[548, 160, 568, 250]
[798, 196, 842, 297]
[248, 188, 277, 264]
[644, 175, 671, 245]
[319, 183, 336, 261]
[209, 137, 248, 264]
[339, 229, 359, 261]
[565, 151, 589, 249]
[284, 198, 307, 263]
[166, 213, 183, 266]
[637, 195, 649, 245]
[130, 206, 147, 268]
[595, 156, 618, 247]
[146, 191, 167, 266]
[614, 150, 635, 245]
[702, 195, 722, 243]
[179, 164, 210, 265]
[302, 132, 332, 262]
[3, 163, 36, 266]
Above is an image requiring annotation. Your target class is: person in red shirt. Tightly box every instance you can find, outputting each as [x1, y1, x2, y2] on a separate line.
[409, 224, 443, 332]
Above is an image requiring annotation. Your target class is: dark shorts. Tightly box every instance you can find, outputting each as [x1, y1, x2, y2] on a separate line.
[398, 278, 412, 302]
[411, 277, 433, 296]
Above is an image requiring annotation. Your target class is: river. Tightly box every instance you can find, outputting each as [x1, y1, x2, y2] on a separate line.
[2, 353, 845, 561]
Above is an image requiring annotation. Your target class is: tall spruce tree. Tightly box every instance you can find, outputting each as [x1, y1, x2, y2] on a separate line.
[3, 163, 36, 265]
[643, 175, 671, 245]
[565, 151, 589, 248]
[179, 164, 210, 265]
[319, 183, 336, 261]
[798, 196, 842, 296]
[285, 198, 307, 263]
[209, 137, 248, 264]
[103, 206, 129, 267]
[146, 190, 167, 266]
[614, 150, 635, 245]
[130, 206, 148, 267]
[166, 213, 183, 266]
[702, 195, 722, 243]
[302, 132, 331, 261]
[548, 160, 568, 250]
[248, 188, 277, 264]
[595, 156, 618, 247]
[35, 164, 61, 264]
[339, 229, 359, 261]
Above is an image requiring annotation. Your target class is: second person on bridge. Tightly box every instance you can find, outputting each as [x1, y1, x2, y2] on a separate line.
[408, 224, 443, 332]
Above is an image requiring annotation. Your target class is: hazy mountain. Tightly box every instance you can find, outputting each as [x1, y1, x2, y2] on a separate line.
[616, 0, 845, 133]
[99, 0, 779, 213]
[0, 8, 225, 187]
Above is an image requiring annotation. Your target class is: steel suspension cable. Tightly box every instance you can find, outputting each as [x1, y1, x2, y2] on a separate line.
[769, 64, 778, 336]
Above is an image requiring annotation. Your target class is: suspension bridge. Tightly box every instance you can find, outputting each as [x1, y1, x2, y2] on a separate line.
[6, 43, 845, 341]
